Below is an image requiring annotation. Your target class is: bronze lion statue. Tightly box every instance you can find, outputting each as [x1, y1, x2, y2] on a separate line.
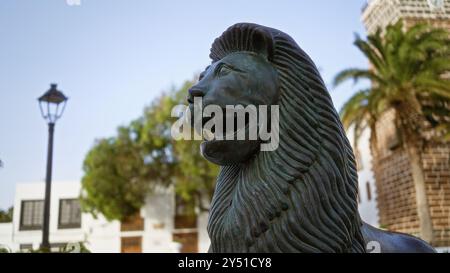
[187, 23, 435, 253]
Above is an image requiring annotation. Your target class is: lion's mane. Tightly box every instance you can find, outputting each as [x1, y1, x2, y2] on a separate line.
[207, 23, 365, 252]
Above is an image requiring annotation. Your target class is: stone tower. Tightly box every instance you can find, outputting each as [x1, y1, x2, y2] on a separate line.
[361, 0, 450, 247]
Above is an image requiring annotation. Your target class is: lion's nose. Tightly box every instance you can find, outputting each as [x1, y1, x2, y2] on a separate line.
[189, 87, 205, 97]
[187, 87, 205, 103]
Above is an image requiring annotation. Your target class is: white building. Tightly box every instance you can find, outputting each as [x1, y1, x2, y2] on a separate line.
[347, 127, 380, 227]
[356, 0, 450, 229]
[0, 182, 209, 253]
[362, 0, 450, 35]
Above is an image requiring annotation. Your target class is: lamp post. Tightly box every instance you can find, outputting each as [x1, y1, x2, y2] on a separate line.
[38, 84, 68, 250]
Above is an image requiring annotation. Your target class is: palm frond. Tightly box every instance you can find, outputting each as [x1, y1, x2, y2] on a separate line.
[339, 90, 371, 129]
[333, 68, 383, 87]
[335, 19, 450, 144]
[354, 35, 386, 72]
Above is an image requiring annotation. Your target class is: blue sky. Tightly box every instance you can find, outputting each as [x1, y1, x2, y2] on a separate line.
[0, 0, 369, 209]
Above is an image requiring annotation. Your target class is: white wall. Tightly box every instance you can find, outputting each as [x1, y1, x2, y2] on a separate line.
[197, 211, 210, 253]
[12, 182, 85, 251]
[141, 187, 178, 253]
[347, 127, 380, 227]
[3, 182, 210, 252]
[83, 214, 121, 253]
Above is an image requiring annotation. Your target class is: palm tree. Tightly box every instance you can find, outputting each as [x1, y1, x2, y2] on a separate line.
[334, 20, 450, 243]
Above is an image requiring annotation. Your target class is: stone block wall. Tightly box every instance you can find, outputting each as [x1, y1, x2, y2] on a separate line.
[371, 110, 450, 246]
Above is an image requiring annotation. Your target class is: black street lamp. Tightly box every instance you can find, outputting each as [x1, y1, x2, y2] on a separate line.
[38, 83, 68, 250]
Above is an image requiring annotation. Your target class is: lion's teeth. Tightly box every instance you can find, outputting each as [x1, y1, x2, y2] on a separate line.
[203, 129, 215, 141]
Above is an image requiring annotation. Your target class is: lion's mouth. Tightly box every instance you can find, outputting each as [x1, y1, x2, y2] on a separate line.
[197, 110, 251, 143]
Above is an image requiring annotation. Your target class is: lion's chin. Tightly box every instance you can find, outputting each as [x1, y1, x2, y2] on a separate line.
[199, 122, 261, 165]
[200, 139, 260, 165]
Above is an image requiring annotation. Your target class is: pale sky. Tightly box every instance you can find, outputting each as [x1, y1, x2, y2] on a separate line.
[0, 0, 369, 209]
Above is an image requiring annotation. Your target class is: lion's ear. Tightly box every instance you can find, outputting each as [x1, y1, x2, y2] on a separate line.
[252, 30, 274, 62]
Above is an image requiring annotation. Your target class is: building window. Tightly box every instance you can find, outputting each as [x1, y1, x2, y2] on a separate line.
[366, 182, 372, 201]
[121, 236, 142, 253]
[173, 231, 198, 253]
[19, 244, 33, 251]
[20, 200, 44, 231]
[120, 213, 144, 232]
[58, 199, 81, 229]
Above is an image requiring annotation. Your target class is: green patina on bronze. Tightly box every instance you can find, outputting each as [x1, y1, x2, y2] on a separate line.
[188, 23, 436, 253]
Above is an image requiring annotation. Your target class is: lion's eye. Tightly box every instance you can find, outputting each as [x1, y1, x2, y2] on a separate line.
[216, 64, 231, 77]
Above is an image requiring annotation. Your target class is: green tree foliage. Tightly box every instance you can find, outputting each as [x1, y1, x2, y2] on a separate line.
[168, 82, 218, 212]
[334, 21, 450, 144]
[334, 20, 450, 242]
[81, 79, 218, 220]
[80, 136, 151, 221]
[0, 207, 13, 223]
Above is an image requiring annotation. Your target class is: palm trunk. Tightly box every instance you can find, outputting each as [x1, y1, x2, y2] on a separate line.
[404, 140, 434, 243]
[395, 99, 434, 243]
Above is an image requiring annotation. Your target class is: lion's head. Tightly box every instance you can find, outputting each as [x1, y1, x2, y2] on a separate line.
[189, 23, 365, 252]
[187, 48, 279, 165]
